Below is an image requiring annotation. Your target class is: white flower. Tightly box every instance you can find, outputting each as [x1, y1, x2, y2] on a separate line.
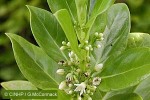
[56, 69, 65, 75]
[66, 73, 73, 82]
[93, 77, 101, 86]
[95, 63, 103, 72]
[59, 81, 67, 90]
[97, 44, 101, 48]
[74, 82, 86, 96]
[69, 51, 75, 58]
[60, 46, 66, 51]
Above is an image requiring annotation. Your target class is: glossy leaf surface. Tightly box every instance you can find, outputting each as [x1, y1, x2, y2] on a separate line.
[134, 76, 150, 100]
[47, 0, 77, 20]
[28, 6, 68, 62]
[54, 9, 84, 60]
[6, 33, 61, 89]
[92, 3, 130, 65]
[106, 93, 142, 100]
[1, 81, 37, 90]
[86, 0, 115, 28]
[99, 48, 150, 91]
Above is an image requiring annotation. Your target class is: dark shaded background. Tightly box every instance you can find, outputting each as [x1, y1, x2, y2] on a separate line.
[0, 0, 150, 99]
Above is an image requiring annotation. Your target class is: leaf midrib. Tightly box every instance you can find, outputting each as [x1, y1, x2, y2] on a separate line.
[101, 64, 150, 79]
[11, 36, 59, 86]
[31, 9, 68, 61]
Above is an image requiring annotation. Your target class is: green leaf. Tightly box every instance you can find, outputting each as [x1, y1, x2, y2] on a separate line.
[57, 90, 72, 100]
[99, 48, 150, 91]
[87, 0, 96, 18]
[89, 12, 106, 36]
[103, 86, 136, 100]
[89, 11, 107, 49]
[6, 33, 61, 89]
[27, 6, 68, 62]
[54, 9, 84, 60]
[100, 64, 150, 92]
[75, 0, 87, 26]
[1, 81, 37, 90]
[92, 3, 130, 65]
[47, 0, 77, 21]
[86, 0, 115, 28]
[106, 93, 142, 100]
[1, 81, 72, 100]
[92, 88, 103, 100]
[101, 48, 150, 76]
[127, 33, 150, 49]
[134, 76, 150, 100]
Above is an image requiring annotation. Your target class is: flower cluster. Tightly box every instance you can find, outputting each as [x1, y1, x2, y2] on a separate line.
[56, 32, 104, 99]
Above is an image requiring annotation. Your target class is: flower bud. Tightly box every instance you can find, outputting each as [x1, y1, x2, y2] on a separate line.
[84, 71, 90, 77]
[97, 44, 101, 48]
[67, 42, 71, 47]
[90, 86, 97, 92]
[56, 69, 65, 75]
[77, 96, 82, 100]
[87, 90, 90, 94]
[94, 32, 99, 37]
[87, 56, 91, 62]
[93, 77, 101, 86]
[95, 63, 103, 72]
[85, 46, 90, 51]
[85, 40, 88, 44]
[59, 81, 67, 90]
[69, 51, 75, 58]
[88, 45, 92, 48]
[68, 90, 73, 94]
[62, 41, 66, 45]
[90, 92, 93, 95]
[78, 44, 82, 48]
[68, 84, 73, 88]
[76, 69, 81, 73]
[90, 47, 93, 51]
[74, 20, 77, 25]
[67, 61, 72, 66]
[58, 60, 65, 65]
[60, 46, 66, 51]
[99, 33, 103, 37]
[101, 37, 104, 40]
[88, 96, 92, 100]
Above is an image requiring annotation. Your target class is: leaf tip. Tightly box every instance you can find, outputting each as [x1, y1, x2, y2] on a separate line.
[0, 82, 7, 89]
[5, 33, 13, 39]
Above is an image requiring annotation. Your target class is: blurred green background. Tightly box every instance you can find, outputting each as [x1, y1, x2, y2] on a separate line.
[0, 0, 48, 82]
[0, 0, 149, 87]
[119, 0, 150, 33]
